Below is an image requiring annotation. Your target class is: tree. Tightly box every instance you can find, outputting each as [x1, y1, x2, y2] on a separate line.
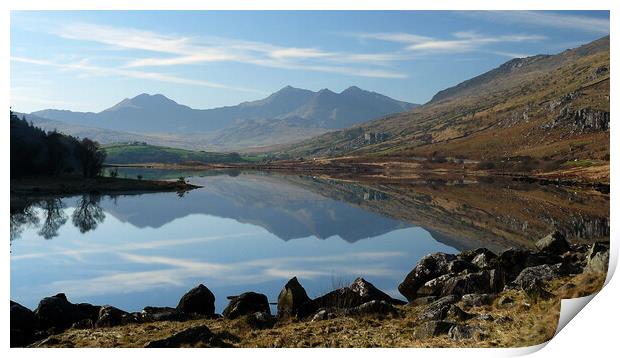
[76, 138, 106, 178]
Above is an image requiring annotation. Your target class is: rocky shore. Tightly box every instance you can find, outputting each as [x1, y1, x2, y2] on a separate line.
[10, 232, 609, 348]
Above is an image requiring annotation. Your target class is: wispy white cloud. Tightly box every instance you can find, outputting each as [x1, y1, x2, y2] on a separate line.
[476, 11, 610, 34]
[353, 30, 546, 54]
[11, 56, 262, 93]
[46, 22, 409, 79]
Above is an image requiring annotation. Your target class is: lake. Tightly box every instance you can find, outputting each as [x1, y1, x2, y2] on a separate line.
[10, 170, 609, 313]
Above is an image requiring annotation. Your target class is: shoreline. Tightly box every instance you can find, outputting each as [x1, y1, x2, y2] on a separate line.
[10, 176, 201, 197]
[105, 159, 610, 190]
[11, 233, 610, 348]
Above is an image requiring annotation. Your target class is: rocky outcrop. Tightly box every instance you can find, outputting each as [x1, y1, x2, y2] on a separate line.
[350, 277, 406, 305]
[398, 253, 457, 301]
[10, 301, 38, 347]
[95, 305, 128, 328]
[34, 293, 90, 331]
[223, 292, 271, 319]
[556, 107, 610, 132]
[536, 231, 570, 255]
[176, 284, 216, 316]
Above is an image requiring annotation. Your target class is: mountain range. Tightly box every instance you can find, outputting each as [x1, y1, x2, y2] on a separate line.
[25, 86, 418, 150]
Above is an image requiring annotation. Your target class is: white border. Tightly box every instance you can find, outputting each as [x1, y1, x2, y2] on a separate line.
[2, 1, 616, 358]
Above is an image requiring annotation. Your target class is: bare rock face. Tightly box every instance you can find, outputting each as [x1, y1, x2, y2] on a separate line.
[585, 245, 610, 274]
[223, 292, 270, 319]
[176, 284, 216, 316]
[277, 277, 312, 319]
[398, 253, 457, 301]
[536, 231, 570, 255]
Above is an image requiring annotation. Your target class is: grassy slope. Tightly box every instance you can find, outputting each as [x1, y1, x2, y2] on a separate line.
[103, 143, 245, 164]
[278, 37, 609, 168]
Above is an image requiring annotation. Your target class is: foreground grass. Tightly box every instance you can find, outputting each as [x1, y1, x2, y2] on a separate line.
[34, 272, 605, 348]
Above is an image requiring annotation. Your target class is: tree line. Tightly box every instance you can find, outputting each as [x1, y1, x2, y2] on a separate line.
[10, 111, 106, 179]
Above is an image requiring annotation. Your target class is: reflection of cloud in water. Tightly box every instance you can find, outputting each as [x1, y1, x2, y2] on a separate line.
[42, 250, 406, 298]
[10, 233, 254, 261]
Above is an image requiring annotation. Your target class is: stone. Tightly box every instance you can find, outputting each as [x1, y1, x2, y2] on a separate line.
[416, 274, 454, 297]
[523, 280, 555, 301]
[445, 305, 475, 321]
[346, 300, 398, 316]
[11, 301, 38, 347]
[447, 259, 478, 274]
[244, 311, 275, 329]
[536, 231, 570, 255]
[311, 310, 328, 322]
[71, 319, 94, 329]
[461, 293, 496, 308]
[510, 264, 563, 289]
[142, 306, 188, 322]
[313, 287, 365, 310]
[448, 324, 483, 341]
[76, 303, 102, 321]
[277, 277, 313, 319]
[144, 325, 226, 348]
[408, 296, 438, 307]
[413, 320, 455, 339]
[34, 293, 88, 330]
[418, 296, 460, 322]
[399, 252, 457, 301]
[176, 284, 216, 316]
[471, 250, 496, 270]
[440, 271, 492, 296]
[95, 305, 128, 328]
[493, 248, 562, 282]
[349, 277, 406, 305]
[585, 249, 609, 274]
[223, 292, 270, 319]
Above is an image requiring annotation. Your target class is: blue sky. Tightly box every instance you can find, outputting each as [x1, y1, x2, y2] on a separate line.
[11, 10, 609, 113]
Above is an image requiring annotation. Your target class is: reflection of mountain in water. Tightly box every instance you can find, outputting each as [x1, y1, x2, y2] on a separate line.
[11, 172, 609, 251]
[99, 173, 410, 242]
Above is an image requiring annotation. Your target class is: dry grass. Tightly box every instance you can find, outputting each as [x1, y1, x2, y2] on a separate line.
[35, 272, 606, 348]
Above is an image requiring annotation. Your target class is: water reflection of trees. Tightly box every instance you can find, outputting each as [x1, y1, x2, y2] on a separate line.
[10, 194, 106, 240]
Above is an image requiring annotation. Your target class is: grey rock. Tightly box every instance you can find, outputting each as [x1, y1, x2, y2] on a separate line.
[585, 247, 609, 274]
[461, 293, 496, 308]
[176, 284, 215, 315]
[350, 277, 406, 305]
[142, 306, 187, 322]
[95, 305, 128, 328]
[440, 271, 492, 296]
[408, 296, 438, 307]
[34, 293, 87, 330]
[536, 231, 570, 255]
[313, 287, 364, 310]
[277, 277, 312, 319]
[399, 252, 457, 301]
[416, 273, 454, 297]
[346, 300, 398, 316]
[245, 311, 275, 329]
[448, 324, 483, 341]
[71, 319, 94, 329]
[223, 292, 270, 319]
[413, 320, 455, 339]
[311, 310, 328, 322]
[510, 264, 563, 289]
[11, 301, 38, 347]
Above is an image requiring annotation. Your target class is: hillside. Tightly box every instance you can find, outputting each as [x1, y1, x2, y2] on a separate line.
[29, 87, 418, 150]
[103, 143, 244, 165]
[279, 37, 610, 172]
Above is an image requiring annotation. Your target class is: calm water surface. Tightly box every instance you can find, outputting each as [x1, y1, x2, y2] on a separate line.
[10, 170, 609, 313]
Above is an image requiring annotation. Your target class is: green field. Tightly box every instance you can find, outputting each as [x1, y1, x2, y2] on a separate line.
[103, 143, 246, 164]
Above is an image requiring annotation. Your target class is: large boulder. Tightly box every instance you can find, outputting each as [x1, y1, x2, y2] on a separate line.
[76, 303, 102, 322]
[399, 253, 457, 301]
[349, 277, 406, 305]
[11, 301, 38, 347]
[176, 284, 215, 316]
[460, 293, 496, 308]
[536, 231, 570, 255]
[223, 292, 270, 319]
[416, 274, 454, 297]
[95, 305, 128, 328]
[448, 324, 484, 341]
[34, 293, 88, 330]
[417, 295, 460, 322]
[345, 300, 398, 316]
[277, 277, 312, 319]
[585, 249, 609, 274]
